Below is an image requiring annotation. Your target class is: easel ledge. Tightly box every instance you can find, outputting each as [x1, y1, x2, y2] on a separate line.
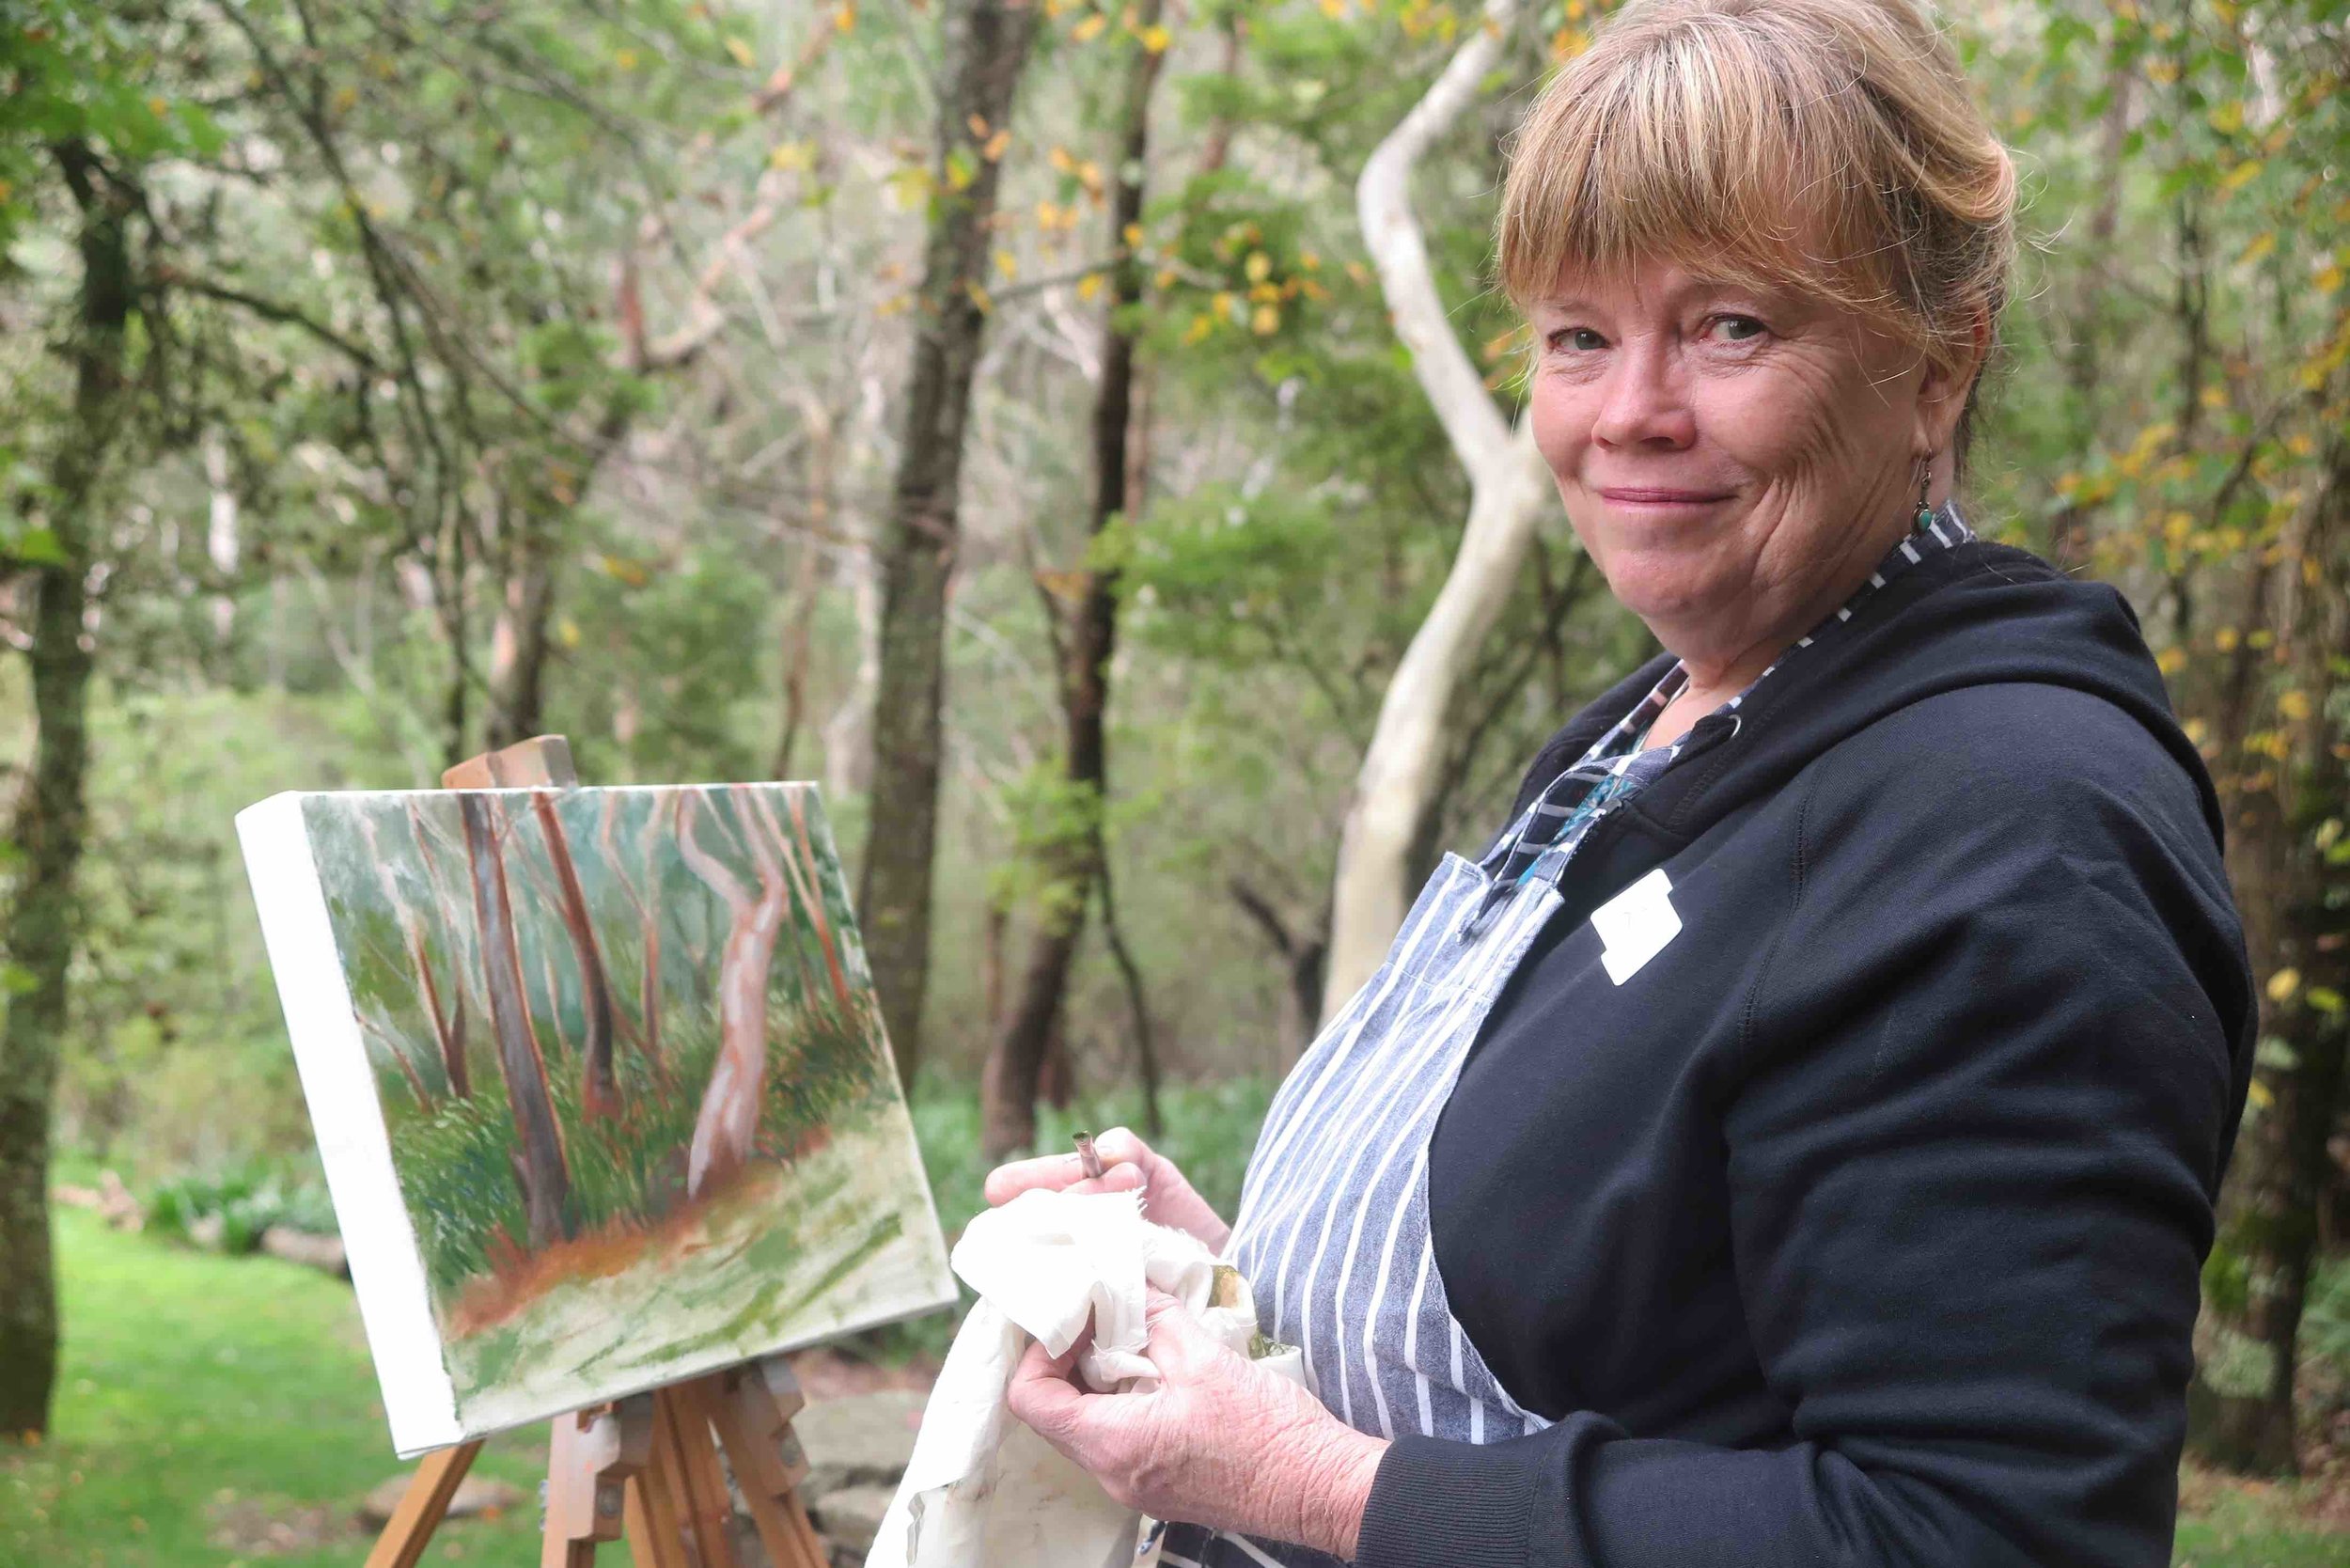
[364, 735, 831, 1568]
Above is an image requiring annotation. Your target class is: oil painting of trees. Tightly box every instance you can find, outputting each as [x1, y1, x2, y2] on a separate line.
[293, 783, 951, 1441]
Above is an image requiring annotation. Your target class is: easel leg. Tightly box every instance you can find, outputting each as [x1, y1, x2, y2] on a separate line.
[364, 1440, 485, 1568]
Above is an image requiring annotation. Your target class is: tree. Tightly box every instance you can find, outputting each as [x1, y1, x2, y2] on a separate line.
[979, 0, 1170, 1158]
[858, 0, 1043, 1090]
[1320, 0, 1557, 1022]
[674, 789, 791, 1199]
[455, 794, 573, 1251]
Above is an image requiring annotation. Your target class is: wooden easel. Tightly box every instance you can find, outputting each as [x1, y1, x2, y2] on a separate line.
[364, 735, 833, 1568]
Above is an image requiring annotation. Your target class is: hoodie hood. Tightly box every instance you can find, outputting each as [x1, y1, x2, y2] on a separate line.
[1503, 541, 2221, 855]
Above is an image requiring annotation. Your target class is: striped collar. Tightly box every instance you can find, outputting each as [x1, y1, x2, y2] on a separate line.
[1469, 501, 1977, 922]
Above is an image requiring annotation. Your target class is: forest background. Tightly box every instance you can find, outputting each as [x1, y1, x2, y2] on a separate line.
[1, 0, 2347, 1526]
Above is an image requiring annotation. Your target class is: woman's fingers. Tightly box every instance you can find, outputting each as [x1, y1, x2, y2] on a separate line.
[982, 1148, 1149, 1206]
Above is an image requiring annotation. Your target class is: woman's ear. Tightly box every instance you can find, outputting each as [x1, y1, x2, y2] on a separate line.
[1913, 302, 1991, 454]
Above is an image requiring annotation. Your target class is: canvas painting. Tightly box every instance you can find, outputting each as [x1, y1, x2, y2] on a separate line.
[235, 782, 955, 1456]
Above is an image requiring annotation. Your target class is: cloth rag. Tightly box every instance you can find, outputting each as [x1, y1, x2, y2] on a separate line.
[864, 1187, 1295, 1568]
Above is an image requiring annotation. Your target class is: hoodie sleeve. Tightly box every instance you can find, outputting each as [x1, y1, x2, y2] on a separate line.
[1355, 682, 2250, 1568]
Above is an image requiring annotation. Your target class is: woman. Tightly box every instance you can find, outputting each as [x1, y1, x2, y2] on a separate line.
[990, 2, 2255, 1563]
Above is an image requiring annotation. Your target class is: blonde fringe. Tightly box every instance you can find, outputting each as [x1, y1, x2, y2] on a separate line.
[1496, 0, 2017, 386]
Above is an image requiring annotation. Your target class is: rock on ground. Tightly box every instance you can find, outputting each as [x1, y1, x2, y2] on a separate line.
[792, 1389, 925, 1502]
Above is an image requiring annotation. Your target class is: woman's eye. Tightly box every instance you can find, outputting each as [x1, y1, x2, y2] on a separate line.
[1550, 327, 1606, 353]
[1708, 315, 1767, 343]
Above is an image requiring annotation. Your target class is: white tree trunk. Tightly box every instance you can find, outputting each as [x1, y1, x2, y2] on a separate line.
[1322, 0, 1558, 1023]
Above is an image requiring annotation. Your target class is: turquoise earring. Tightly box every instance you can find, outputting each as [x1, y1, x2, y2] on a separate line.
[1912, 457, 1935, 531]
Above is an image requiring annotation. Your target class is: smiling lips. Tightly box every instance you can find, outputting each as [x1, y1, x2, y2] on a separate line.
[1597, 486, 1737, 505]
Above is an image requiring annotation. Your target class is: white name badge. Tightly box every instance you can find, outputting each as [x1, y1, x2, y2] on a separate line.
[1590, 867, 1681, 985]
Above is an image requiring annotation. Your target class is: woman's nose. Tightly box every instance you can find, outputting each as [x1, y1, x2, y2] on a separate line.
[1590, 342, 1696, 450]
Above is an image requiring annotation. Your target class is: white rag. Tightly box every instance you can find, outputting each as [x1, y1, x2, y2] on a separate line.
[865, 1187, 1294, 1568]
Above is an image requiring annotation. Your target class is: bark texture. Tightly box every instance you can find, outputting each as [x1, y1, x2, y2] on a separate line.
[0, 142, 126, 1440]
[858, 0, 1041, 1090]
[531, 792, 619, 1120]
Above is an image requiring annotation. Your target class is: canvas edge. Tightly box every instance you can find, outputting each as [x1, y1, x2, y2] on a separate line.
[233, 790, 465, 1459]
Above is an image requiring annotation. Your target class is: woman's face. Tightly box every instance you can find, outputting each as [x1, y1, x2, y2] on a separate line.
[1527, 262, 1969, 676]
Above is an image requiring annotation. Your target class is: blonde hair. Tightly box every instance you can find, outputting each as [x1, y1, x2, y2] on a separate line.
[1496, 0, 2016, 461]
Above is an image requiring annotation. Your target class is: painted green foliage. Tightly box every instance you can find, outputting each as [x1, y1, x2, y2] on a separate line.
[301, 784, 948, 1416]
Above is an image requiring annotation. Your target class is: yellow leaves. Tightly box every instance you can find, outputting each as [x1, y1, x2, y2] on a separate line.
[994, 248, 1018, 279]
[2279, 689, 2314, 722]
[1183, 313, 1213, 345]
[1211, 290, 1237, 321]
[968, 114, 991, 140]
[2156, 647, 2188, 676]
[1123, 222, 1144, 249]
[1251, 303, 1280, 336]
[598, 553, 651, 588]
[768, 141, 816, 172]
[1345, 259, 1371, 286]
[2215, 626, 2240, 653]
[2221, 160, 2264, 194]
[2248, 1076, 2274, 1110]
[557, 618, 582, 651]
[1048, 145, 1075, 175]
[2267, 967, 2301, 1004]
[1073, 12, 1107, 41]
[1299, 250, 1321, 272]
[724, 34, 756, 68]
[1140, 23, 1171, 53]
[2147, 58, 2180, 86]
[885, 165, 933, 209]
[1245, 251, 1272, 284]
[945, 148, 977, 191]
[614, 47, 640, 71]
[2314, 264, 2343, 294]
[1077, 273, 1104, 302]
[835, 2, 857, 33]
[982, 129, 1011, 162]
[2207, 101, 2245, 135]
[965, 279, 993, 315]
[1319, 0, 1347, 16]
[2163, 510, 2194, 548]
[330, 84, 359, 116]
[1153, 267, 1176, 290]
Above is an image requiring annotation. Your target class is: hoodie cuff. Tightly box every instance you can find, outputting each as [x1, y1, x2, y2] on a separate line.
[1355, 1432, 1551, 1568]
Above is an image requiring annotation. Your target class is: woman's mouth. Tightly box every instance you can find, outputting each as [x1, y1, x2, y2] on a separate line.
[1596, 487, 1737, 506]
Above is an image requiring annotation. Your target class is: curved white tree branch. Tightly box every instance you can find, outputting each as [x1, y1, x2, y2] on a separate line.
[1324, 0, 1560, 1022]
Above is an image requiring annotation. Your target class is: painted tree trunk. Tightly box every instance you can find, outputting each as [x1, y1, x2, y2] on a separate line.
[676, 792, 791, 1199]
[857, 0, 1042, 1090]
[0, 141, 126, 1439]
[978, 0, 1161, 1158]
[457, 793, 573, 1251]
[363, 811, 469, 1098]
[532, 792, 619, 1120]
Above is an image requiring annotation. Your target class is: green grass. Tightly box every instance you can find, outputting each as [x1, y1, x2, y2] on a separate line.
[0, 1207, 544, 1568]
[8, 1095, 2346, 1568]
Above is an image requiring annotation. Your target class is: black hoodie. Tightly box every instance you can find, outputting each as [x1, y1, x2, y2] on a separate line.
[1355, 541, 2257, 1568]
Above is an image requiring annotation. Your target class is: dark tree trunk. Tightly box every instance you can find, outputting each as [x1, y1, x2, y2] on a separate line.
[979, 5, 1163, 1158]
[457, 794, 572, 1250]
[858, 0, 1042, 1090]
[529, 793, 619, 1120]
[0, 141, 128, 1440]
[2191, 446, 2350, 1474]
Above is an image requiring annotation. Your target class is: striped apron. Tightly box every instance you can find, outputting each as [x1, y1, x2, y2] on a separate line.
[1156, 820, 1585, 1568]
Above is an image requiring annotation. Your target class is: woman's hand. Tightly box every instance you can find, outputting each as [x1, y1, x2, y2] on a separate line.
[1008, 1289, 1386, 1559]
[982, 1126, 1231, 1254]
